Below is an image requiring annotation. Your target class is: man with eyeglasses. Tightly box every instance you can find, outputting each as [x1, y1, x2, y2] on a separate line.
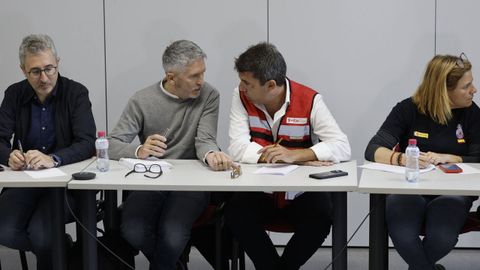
[0, 34, 96, 270]
[108, 39, 233, 270]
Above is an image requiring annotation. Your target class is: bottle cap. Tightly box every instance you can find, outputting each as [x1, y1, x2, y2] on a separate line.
[98, 131, 106, 137]
[408, 138, 417, 145]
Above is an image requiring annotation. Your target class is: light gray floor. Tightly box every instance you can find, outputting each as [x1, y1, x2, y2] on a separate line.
[0, 246, 478, 270]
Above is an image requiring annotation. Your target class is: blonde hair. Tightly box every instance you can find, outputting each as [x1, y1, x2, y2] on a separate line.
[412, 54, 472, 125]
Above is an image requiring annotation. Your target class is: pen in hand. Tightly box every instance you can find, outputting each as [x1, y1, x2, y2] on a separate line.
[162, 128, 171, 139]
[260, 138, 283, 162]
[17, 140, 29, 170]
[273, 138, 283, 147]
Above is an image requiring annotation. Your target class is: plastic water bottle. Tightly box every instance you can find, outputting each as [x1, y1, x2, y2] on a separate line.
[95, 130, 110, 172]
[405, 138, 419, 183]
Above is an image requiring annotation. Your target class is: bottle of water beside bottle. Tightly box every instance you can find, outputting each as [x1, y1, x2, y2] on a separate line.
[95, 131, 110, 172]
[405, 138, 419, 183]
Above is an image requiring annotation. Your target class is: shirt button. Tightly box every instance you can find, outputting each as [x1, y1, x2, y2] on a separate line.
[42, 127, 46, 131]
[42, 146, 46, 150]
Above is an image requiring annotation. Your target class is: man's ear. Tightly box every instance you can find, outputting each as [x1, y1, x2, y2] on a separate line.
[266, 79, 277, 91]
[20, 65, 27, 77]
[165, 72, 175, 84]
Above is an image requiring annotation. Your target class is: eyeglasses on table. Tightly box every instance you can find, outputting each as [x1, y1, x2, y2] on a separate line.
[124, 163, 163, 179]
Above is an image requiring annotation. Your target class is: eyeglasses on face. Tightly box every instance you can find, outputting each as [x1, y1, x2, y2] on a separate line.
[456, 52, 469, 69]
[124, 163, 163, 179]
[27, 65, 58, 78]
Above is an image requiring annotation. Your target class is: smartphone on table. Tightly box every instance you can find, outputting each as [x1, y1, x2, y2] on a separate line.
[309, 170, 348, 180]
[438, 163, 463, 173]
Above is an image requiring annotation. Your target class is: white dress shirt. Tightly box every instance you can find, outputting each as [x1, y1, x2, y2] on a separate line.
[228, 78, 351, 199]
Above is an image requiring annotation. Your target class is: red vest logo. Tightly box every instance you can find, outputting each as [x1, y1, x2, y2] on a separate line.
[286, 117, 307, 124]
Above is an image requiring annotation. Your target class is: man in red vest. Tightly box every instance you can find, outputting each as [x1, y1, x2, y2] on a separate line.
[225, 42, 351, 270]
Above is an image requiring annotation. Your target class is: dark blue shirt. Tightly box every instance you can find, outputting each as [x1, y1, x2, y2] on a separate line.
[25, 87, 57, 154]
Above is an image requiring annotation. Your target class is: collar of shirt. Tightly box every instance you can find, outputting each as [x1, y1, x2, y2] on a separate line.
[159, 80, 180, 99]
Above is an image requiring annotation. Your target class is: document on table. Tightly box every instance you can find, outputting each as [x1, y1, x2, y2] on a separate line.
[253, 164, 299, 175]
[359, 162, 435, 174]
[119, 157, 173, 170]
[24, 168, 67, 179]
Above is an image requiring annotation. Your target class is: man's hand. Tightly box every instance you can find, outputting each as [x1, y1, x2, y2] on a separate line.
[25, 150, 55, 170]
[206, 151, 233, 171]
[8, 150, 26, 170]
[138, 134, 167, 159]
[297, 160, 334, 166]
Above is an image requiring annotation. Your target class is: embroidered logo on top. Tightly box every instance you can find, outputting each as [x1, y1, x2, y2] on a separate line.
[286, 117, 307, 124]
[414, 131, 429, 139]
[456, 124, 465, 143]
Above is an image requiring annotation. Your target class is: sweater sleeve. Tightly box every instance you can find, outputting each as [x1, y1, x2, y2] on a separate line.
[108, 97, 145, 160]
[195, 88, 221, 161]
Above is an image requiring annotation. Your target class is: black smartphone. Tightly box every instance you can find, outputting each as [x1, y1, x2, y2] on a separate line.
[309, 170, 348, 180]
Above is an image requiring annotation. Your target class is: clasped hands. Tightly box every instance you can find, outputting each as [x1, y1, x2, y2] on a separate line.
[418, 151, 458, 169]
[258, 144, 333, 166]
[8, 150, 55, 170]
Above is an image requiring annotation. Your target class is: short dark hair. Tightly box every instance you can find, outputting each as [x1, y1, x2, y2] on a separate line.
[234, 42, 286, 86]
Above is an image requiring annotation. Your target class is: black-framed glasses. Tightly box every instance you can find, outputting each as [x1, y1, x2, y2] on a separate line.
[27, 65, 58, 78]
[456, 52, 469, 69]
[124, 163, 163, 179]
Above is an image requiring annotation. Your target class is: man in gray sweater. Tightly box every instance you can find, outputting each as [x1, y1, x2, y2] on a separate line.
[108, 40, 232, 270]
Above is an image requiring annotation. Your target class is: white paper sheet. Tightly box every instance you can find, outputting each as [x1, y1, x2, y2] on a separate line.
[24, 168, 67, 179]
[253, 164, 299, 175]
[119, 157, 173, 171]
[359, 162, 435, 174]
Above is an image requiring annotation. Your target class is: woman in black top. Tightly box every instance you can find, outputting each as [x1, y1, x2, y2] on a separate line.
[365, 54, 479, 270]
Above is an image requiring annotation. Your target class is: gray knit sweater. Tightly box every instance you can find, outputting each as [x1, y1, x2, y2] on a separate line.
[108, 81, 220, 161]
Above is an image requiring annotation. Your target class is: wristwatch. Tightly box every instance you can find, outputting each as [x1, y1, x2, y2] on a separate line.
[50, 154, 62, 168]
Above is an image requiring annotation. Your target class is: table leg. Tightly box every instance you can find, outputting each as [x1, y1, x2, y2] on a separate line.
[104, 190, 118, 233]
[51, 188, 67, 270]
[80, 190, 98, 270]
[332, 192, 347, 270]
[369, 194, 388, 270]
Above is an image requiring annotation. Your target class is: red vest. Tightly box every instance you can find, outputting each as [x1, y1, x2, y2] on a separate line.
[240, 79, 317, 149]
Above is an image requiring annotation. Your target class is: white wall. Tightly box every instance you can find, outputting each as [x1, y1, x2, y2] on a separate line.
[1, 0, 479, 247]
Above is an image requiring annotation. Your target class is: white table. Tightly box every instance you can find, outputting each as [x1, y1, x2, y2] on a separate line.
[0, 160, 94, 270]
[358, 164, 480, 270]
[68, 159, 358, 270]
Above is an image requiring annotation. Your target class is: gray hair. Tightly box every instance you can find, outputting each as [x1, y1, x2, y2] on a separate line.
[162, 40, 206, 73]
[19, 34, 57, 67]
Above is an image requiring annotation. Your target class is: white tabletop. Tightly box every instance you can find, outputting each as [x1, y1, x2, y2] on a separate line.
[68, 159, 358, 192]
[358, 162, 480, 196]
[0, 159, 95, 188]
